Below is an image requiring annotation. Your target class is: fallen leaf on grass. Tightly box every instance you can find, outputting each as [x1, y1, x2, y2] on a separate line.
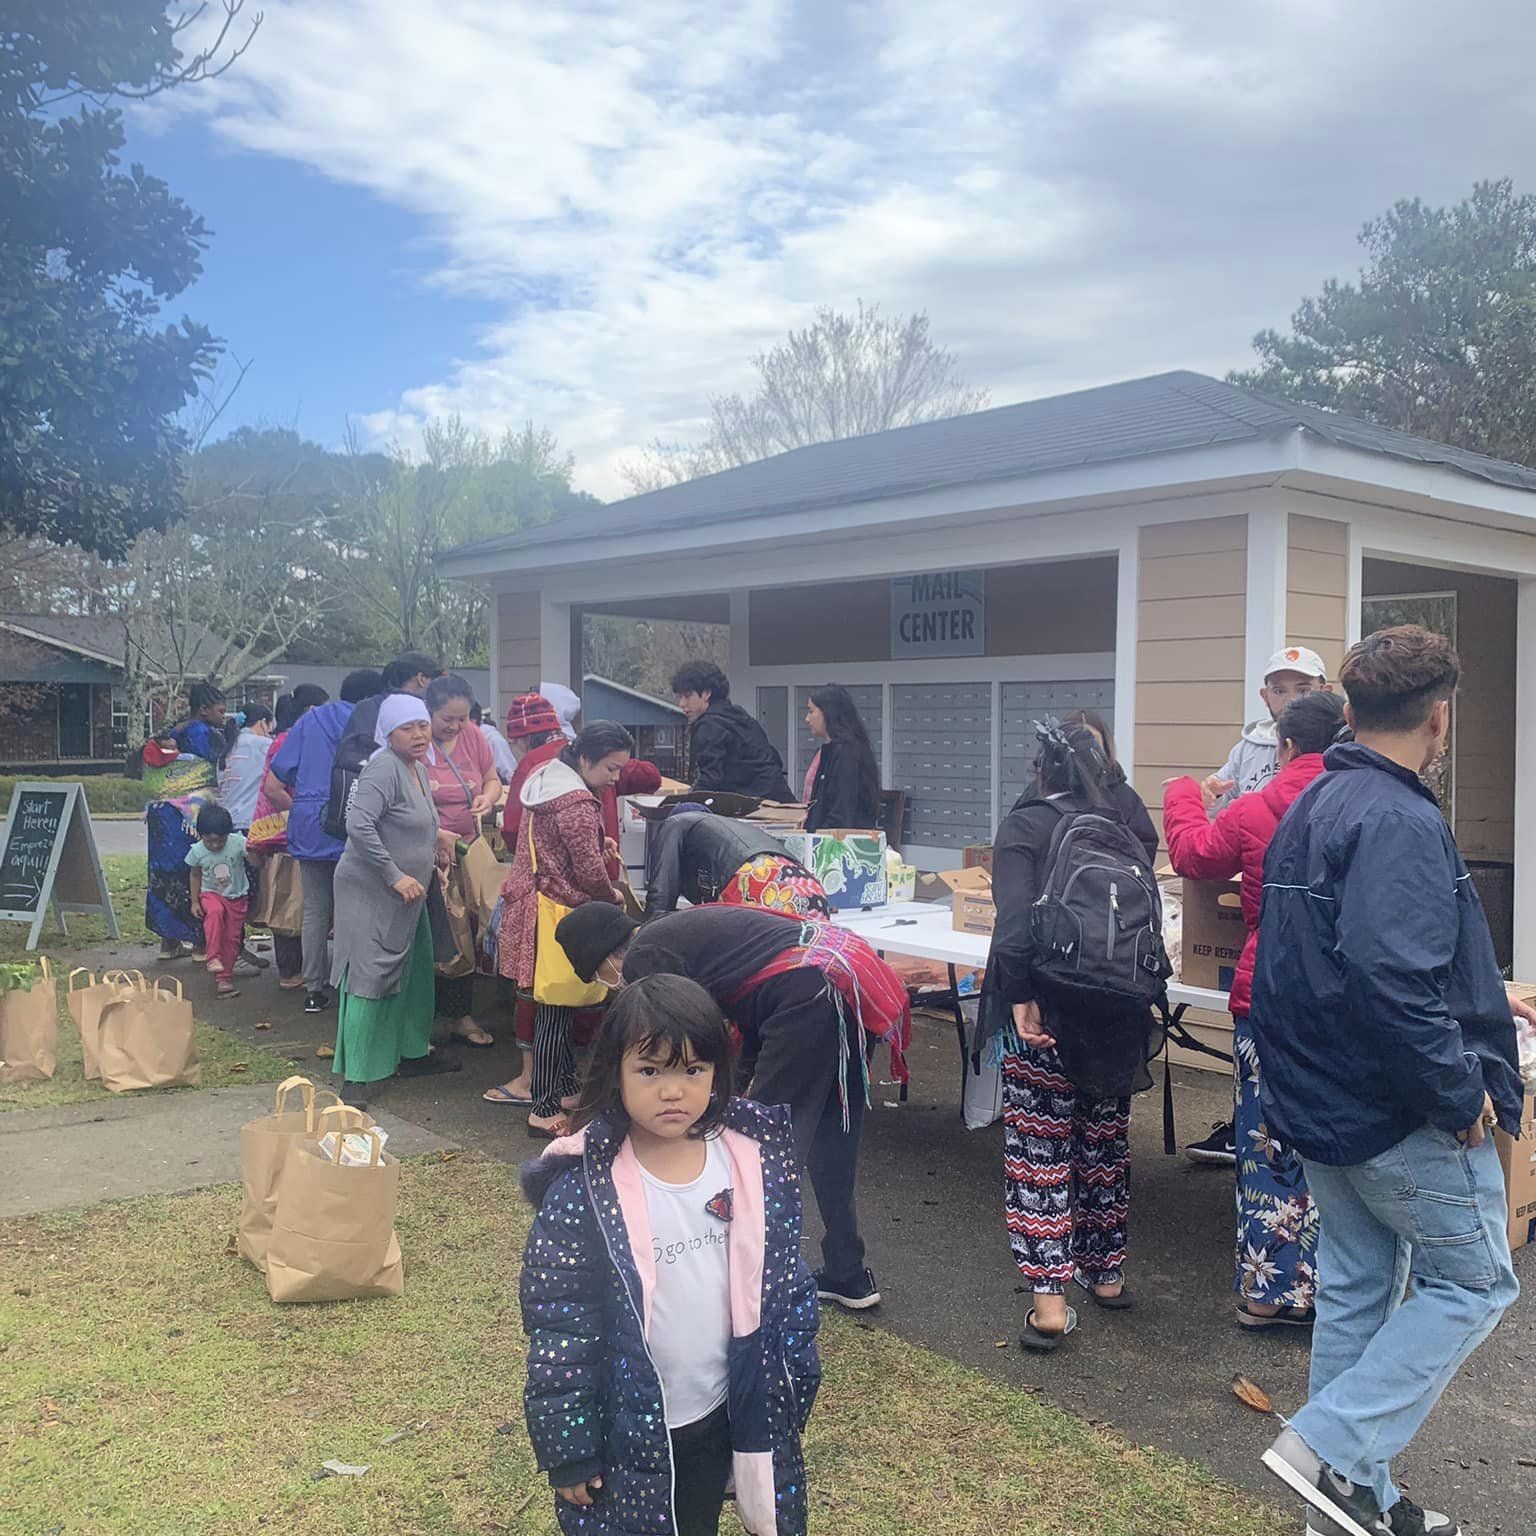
[316, 1047, 335, 1060]
[223, 1234, 238, 1255]
[436, 1149, 459, 1163]
[380, 1419, 431, 1446]
[230, 1063, 248, 1074]
[318, 1459, 370, 1478]
[1231, 1374, 1273, 1414]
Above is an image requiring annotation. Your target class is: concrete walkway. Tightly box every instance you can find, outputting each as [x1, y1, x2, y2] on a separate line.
[0, 1083, 456, 1218]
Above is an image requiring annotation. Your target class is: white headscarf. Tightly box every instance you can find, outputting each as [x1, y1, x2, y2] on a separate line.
[540, 679, 582, 741]
[372, 692, 437, 763]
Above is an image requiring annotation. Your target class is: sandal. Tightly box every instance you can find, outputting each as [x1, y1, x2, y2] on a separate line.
[452, 1020, 495, 1049]
[1237, 1301, 1315, 1329]
[527, 1113, 570, 1140]
[396, 1051, 463, 1078]
[216, 984, 240, 1000]
[483, 1084, 533, 1105]
[1021, 1305, 1078, 1353]
[1073, 1270, 1134, 1310]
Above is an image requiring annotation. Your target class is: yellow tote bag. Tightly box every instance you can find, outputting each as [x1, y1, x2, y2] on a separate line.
[528, 819, 608, 1008]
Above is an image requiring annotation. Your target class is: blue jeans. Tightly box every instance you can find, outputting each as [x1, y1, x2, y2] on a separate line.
[1293, 1126, 1519, 1511]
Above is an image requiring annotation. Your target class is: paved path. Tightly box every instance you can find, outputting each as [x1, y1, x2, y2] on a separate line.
[20, 941, 1536, 1534]
[85, 817, 145, 858]
[0, 1083, 456, 1218]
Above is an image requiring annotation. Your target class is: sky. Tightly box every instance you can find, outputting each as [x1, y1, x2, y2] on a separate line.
[132, 0, 1536, 499]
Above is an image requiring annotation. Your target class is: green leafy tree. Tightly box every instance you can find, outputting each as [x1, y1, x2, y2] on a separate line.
[0, 0, 259, 555]
[1233, 180, 1536, 465]
[333, 418, 599, 665]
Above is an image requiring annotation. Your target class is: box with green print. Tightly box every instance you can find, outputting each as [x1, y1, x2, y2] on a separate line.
[777, 829, 888, 911]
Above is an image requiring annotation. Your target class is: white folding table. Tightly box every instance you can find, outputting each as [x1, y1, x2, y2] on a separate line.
[831, 901, 1231, 1122]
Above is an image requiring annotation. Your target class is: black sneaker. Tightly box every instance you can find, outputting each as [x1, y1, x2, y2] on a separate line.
[1306, 1496, 1460, 1536]
[814, 1267, 881, 1311]
[1263, 1427, 1381, 1536]
[1185, 1120, 1237, 1165]
[303, 990, 329, 1014]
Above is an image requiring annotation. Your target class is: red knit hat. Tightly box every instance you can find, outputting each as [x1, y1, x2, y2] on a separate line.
[505, 692, 561, 740]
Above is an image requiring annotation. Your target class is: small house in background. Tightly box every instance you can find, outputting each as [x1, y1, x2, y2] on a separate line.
[0, 616, 281, 770]
[581, 674, 686, 778]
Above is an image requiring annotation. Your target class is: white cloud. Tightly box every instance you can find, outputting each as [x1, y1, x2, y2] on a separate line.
[157, 0, 1536, 495]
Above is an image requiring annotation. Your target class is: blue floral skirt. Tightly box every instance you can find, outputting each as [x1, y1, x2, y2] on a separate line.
[1233, 1012, 1318, 1306]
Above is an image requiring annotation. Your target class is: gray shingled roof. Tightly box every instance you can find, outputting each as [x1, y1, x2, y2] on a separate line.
[445, 370, 1536, 562]
[0, 615, 259, 676]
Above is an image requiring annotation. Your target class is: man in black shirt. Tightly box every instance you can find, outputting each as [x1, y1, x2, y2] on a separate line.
[671, 661, 793, 801]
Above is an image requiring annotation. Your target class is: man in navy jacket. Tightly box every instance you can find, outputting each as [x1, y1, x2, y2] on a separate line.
[1251, 625, 1529, 1536]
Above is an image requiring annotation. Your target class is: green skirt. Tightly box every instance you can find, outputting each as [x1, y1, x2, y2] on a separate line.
[333, 909, 435, 1084]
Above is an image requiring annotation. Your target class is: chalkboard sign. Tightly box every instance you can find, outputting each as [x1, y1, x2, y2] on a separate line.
[0, 782, 119, 949]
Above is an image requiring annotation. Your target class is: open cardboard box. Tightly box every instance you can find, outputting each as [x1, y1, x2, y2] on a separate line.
[935, 865, 996, 935]
[1179, 874, 1244, 992]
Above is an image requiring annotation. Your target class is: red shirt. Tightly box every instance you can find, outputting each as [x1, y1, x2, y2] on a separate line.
[425, 723, 495, 839]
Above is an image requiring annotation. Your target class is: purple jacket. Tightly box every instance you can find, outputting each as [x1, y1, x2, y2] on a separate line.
[268, 698, 351, 863]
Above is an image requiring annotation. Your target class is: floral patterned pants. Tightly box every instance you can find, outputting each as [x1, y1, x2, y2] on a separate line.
[1002, 1044, 1130, 1294]
[1233, 1012, 1318, 1306]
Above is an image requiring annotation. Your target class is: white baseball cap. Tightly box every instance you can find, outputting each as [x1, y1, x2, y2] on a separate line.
[1264, 645, 1328, 681]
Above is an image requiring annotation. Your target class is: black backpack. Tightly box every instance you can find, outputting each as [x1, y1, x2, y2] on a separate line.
[1028, 800, 1171, 1010]
[322, 698, 381, 841]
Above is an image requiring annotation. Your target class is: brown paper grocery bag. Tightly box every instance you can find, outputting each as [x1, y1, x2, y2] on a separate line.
[435, 864, 478, 980]
[265, 1118, 404, 1304]
[237, 1076, 346, 1271]
[66, 967, 144, 1081]
[97, 976, 200, 1092]
[252, 851, 303, 934]
[0, 957, 57, 1083]
[461, 830, 504, 929]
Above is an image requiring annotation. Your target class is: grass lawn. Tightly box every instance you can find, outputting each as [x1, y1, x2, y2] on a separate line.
[0, 1158, 1281, 1536]
[0, 772, 146, 816]
[0, 854, 151, 965]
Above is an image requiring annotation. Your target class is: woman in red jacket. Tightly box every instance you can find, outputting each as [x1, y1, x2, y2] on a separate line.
[1163, 690, 1347, 1329]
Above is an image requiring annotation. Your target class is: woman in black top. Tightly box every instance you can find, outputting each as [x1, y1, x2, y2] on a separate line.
[1060, 709, 1159, 866]
[803, 685, 881, 832]
[978, 720, 1160, 1354]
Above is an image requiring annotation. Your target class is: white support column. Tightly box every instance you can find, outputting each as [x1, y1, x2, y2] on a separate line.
[1345, 521, 1364, 648]
[538, 595, 572, 690]
[728, 590, 751, 705]
[487, 581, 502, 726]
[1244, 502, 1290, 707]
[1514, 578, 1536, 981]
[1114, 529, 1139, 777]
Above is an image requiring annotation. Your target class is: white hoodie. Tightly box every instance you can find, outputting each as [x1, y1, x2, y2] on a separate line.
[1211, 718, 1278, 811]
[519, 755, 589, 810]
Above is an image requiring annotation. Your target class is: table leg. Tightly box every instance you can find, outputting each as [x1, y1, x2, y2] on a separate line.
[947, 963, 968, 1085]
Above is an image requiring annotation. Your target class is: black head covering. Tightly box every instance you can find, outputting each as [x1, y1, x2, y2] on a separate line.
[555, 903, 640, 981]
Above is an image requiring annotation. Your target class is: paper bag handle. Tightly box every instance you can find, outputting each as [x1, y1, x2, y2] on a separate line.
[316, 1103, 374, 1133]
[67, 967, 95, 993]
[103, 969, 146, 990]
[305, 1089, 343, 1132]
[272, 1075, 315, 1116]
[153, 977, 184, 1001]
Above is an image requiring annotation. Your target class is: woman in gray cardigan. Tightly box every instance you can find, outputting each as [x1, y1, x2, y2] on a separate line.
[331, 694, 460, 1105]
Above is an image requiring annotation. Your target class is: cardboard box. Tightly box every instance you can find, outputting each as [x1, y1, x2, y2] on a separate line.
[961, 844, 994, 873]
[629, 791, 764, 822]
[1496, 1091, 1536, 1252]
[887, 863, 916, 903]
[936, 866, 996, 935]
[1179, 875, 1244, 992]
[1499, 984, 1536, 1251]
[777, 829, 887, 911]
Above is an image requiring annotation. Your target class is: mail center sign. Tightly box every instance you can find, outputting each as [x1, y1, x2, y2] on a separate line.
[891, 570, 986, 658]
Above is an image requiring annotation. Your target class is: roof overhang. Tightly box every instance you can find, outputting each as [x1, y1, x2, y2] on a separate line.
[440, 428, 1536, 597]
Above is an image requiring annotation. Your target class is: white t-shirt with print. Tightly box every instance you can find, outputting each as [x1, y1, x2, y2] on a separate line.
[638, 1135, 733, 1429]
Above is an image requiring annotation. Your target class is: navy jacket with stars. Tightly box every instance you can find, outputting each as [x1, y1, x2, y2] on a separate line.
[519, 1097, 820, 1536]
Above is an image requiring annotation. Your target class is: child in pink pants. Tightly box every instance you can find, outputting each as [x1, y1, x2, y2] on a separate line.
[186, 805, 250, 998]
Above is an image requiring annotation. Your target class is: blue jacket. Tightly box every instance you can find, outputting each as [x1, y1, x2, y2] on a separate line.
[268, 699, 351, 863]
[1250, 742, 1522, 1166]
[519, 1098, 819, 1536]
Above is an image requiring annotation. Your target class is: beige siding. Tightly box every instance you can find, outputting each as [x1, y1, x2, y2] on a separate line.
[746, 556, 1117, 667]
[1134, 515, 1247, 830]
[1287, 513, 1350, 679]
[497, 591, 541, 704]
[1362, 559, 1516, 860]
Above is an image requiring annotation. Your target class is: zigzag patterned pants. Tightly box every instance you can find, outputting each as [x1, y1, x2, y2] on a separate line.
[1002, 1044, 1131, 1295]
